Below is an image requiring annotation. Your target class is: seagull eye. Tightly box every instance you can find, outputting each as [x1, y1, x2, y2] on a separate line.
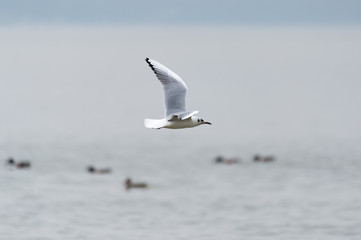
[201, 119, 204, 122]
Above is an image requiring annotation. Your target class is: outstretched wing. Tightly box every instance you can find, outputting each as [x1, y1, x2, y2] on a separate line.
[145, 58, 188, 117]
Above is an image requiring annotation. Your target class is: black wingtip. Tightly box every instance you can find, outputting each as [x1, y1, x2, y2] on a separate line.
[145, 57, 155, 72]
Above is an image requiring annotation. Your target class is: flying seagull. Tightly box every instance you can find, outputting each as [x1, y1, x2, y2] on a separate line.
[144, 58, 211, 129]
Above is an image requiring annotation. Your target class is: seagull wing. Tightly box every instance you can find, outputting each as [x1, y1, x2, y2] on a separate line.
[146, 58, 188, 117]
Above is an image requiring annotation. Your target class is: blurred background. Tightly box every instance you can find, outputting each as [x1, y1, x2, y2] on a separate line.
[1, 1, 361, 239]
[0, 0, 360, 143]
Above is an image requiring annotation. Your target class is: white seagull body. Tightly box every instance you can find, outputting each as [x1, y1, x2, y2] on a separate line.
[144, 58, 211, 129]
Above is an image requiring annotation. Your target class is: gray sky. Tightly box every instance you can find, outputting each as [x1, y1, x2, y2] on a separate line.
[1, 27, 360, 143]
[1, 1, 361, 143]
[1, 0, 361, 25]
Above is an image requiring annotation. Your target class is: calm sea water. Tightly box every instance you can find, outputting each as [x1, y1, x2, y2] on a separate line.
[1, 137, 361, 240]
[1, 26, 361, 239]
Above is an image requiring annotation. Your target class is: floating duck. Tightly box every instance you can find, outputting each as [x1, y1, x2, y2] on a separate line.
[125, 178, 148, 190]
[253, 154, 275, 163]
[87, 165, 112, 174]
[7, 158, 31, 169]
[215, 156, 240, 164]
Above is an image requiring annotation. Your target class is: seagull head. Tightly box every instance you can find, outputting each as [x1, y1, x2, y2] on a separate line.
[196, 117, 212, 126]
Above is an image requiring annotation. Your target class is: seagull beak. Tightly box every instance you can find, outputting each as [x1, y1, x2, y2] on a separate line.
[204, 121, 212, 125]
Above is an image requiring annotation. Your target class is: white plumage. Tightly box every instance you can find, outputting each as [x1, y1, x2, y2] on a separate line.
[144, 58, 211, 129]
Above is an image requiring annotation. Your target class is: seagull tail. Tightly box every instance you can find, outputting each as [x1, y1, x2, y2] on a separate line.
[144, 118, 167, 129]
